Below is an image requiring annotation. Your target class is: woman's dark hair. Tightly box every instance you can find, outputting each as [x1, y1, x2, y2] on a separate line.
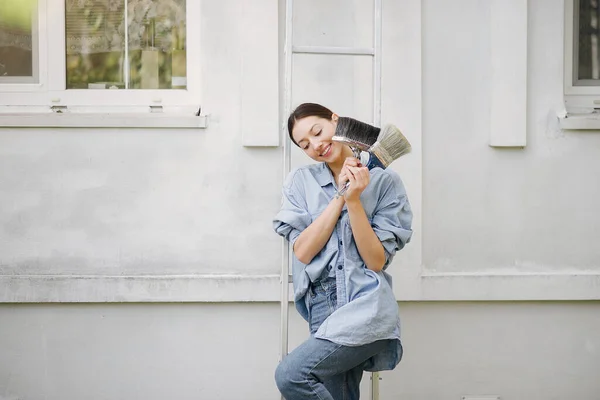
[287, 103, 334, 147]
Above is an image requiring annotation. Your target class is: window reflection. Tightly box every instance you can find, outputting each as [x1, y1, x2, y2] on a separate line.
[65, 0, 187, 90]
[578, 0, 600, 82]
[0, 0, 37, 82]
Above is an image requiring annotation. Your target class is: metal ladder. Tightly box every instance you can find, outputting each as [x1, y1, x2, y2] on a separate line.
[279, 0, 384, 399]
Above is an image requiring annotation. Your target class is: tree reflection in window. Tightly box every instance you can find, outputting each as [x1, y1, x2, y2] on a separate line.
[66, 0, 186, 90]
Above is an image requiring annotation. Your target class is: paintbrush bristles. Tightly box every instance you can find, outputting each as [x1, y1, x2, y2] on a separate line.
[370, 124, 412, 168]
[332, 117, 380, 150]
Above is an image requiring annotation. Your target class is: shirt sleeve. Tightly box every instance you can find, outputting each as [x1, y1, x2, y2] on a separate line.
[273, 171, 311, 246]
[371, 172, 413, 269]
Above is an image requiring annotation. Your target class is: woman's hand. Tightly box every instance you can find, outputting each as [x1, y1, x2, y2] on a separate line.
[339, 157, 370, 202]
[338, 156, 360, 191]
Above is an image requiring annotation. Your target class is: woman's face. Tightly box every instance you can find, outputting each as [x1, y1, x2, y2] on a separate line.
[291, 115, 344, 163]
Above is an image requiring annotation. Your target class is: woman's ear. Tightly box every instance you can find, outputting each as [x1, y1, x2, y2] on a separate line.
[332, 113, 339, 123]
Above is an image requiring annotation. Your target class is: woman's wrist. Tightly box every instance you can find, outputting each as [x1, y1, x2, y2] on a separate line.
[345, 197, 362, 209]
[333, 194, 345, 206]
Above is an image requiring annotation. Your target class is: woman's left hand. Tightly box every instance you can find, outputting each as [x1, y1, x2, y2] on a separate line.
[342, 165, 370, 202]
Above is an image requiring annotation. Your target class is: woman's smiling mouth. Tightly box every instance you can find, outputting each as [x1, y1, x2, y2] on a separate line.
[320, 144, 332, 157]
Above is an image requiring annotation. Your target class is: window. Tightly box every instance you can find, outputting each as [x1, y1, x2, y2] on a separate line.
[65, 0, 187, 90]
[0, 0, 201, 112]
[565, 0, 600, 112]
[0, 0, 39, 84]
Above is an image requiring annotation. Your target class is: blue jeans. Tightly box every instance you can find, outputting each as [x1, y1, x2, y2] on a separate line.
[275, 277, 393, 400]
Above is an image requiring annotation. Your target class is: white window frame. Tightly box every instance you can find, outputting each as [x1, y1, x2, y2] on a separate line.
[0, 0, 202, 116]
[564, 0, 600, 113]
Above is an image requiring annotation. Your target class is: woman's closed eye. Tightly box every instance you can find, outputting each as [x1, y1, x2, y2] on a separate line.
[300, 130, 321, 150]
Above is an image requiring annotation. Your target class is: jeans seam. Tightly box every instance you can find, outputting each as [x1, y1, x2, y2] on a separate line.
[305, 342, 344, 400]
[306, 379, 327, 400]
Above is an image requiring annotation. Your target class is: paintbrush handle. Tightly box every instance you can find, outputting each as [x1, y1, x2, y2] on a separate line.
[337, 182, 351, 197]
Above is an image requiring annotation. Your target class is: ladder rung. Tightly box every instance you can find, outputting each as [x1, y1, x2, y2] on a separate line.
[292, 46, 375, 56]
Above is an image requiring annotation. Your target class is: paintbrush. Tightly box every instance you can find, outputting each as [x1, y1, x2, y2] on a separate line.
[332, 117, 380, 159]
[337, 123, 411, 196]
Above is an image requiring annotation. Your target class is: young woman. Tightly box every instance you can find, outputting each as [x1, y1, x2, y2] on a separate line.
[273, 103, 413, 400]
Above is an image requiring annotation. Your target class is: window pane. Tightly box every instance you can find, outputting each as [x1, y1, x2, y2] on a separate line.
[577, 0, 600, 82]
[0, 0, 38, 83]
[293, 0, 374, 49]
[65, 0, 187, 90]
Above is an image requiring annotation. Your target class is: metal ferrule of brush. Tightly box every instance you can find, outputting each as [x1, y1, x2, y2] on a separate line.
[368, 141, 394, 169]
[331, 135, 371, 158]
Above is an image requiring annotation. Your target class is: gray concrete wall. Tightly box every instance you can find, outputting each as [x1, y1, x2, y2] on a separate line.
[1, 302, 598, 400]
[423, 0, 600, 274]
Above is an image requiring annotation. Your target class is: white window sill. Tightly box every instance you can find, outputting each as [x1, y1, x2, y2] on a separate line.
[0, 112, 208, 129]
[558, 111, 600, 130]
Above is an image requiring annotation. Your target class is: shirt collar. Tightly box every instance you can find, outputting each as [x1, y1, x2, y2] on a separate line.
[315, 163, 335, 187]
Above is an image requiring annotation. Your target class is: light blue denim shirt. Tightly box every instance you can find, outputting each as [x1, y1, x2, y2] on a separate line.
[273, 162, 413, 371]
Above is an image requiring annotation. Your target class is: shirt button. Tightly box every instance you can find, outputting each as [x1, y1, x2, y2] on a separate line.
[339, 241, 342, 246]
[327, 265, 332, 271]
[337, 265, 343, 270]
